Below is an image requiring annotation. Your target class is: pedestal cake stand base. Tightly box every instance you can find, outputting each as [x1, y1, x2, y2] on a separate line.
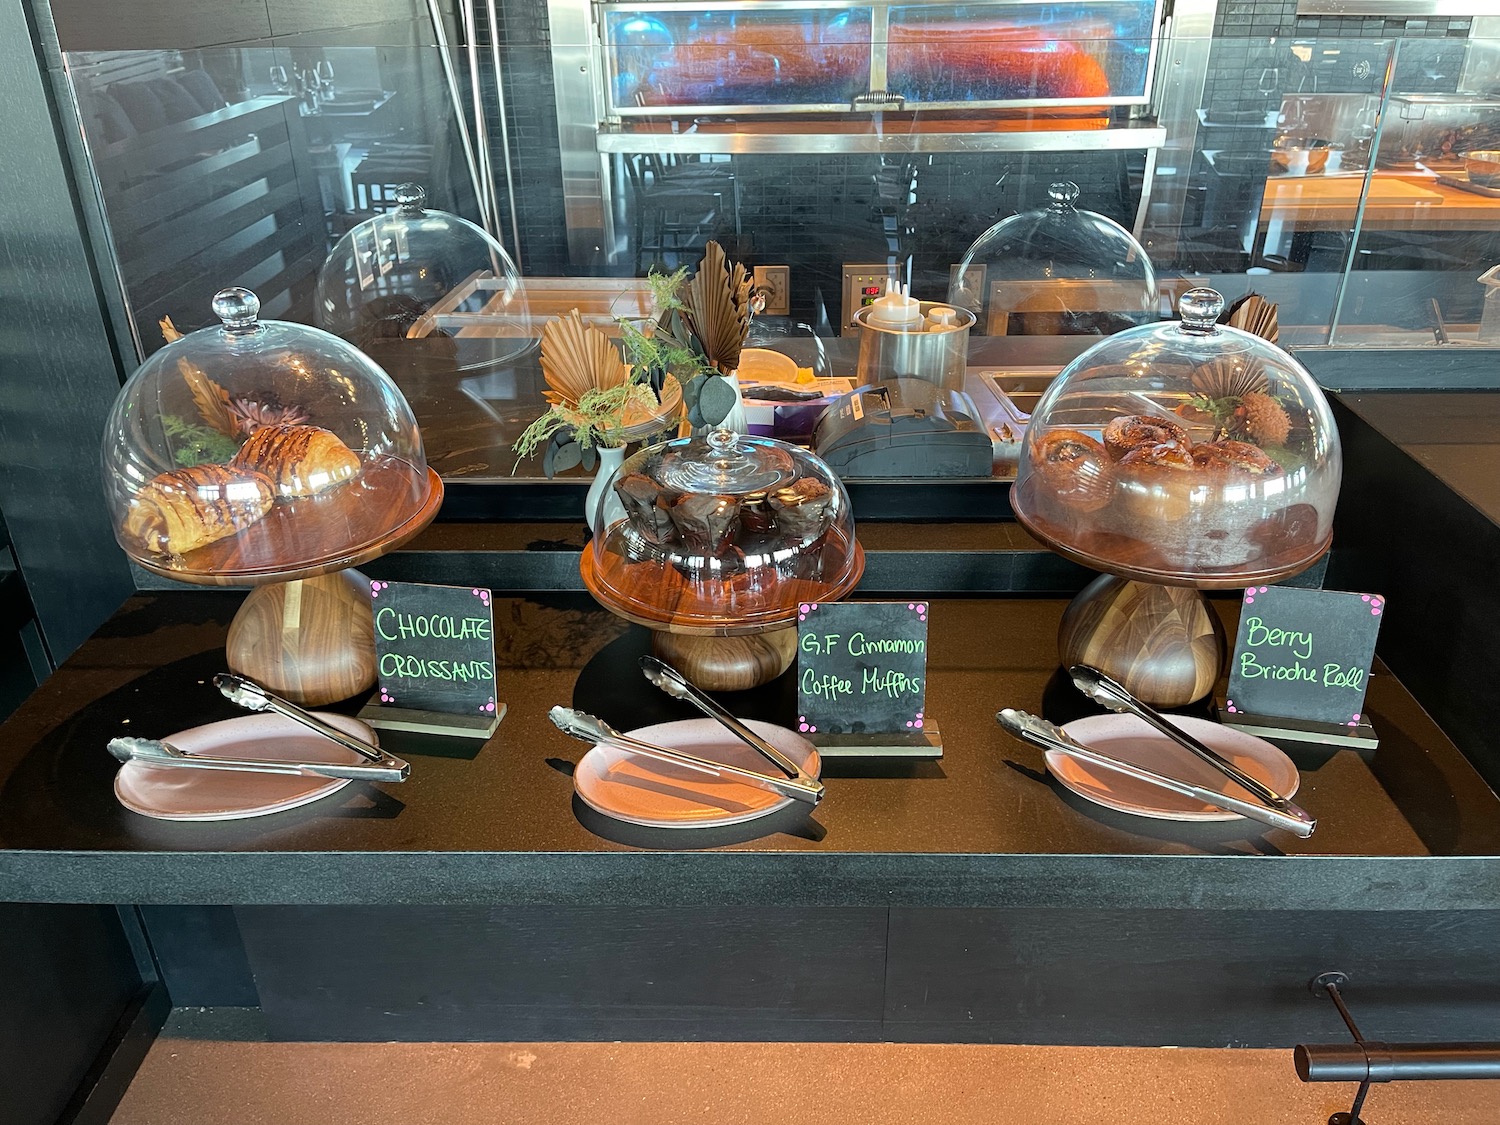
[651, 626, 798, 693]
[1059, 574, 1228, 708]
[226, 571, 377, 706]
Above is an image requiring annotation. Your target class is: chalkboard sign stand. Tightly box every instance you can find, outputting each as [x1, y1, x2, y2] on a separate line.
[808, 722, 944, 760]
[358, 701, 506, 740]
[1221, 584, 1386, 752]
[796, 600, 939, 760]
[1217, 706, 1378, 750]
[364, 580, 503, 739]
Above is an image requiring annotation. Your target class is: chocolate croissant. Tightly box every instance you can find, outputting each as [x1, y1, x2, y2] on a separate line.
[125, 463, 275, 556]
[231, 424, 360, 498]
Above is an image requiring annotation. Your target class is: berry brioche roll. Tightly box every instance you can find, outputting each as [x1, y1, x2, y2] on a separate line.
[1190, 439, 1282, 475]
[1033, 428, 1115, 512]
[1102, 414, 1191, 461]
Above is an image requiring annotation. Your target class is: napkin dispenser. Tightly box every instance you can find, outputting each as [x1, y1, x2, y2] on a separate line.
[813, 378, 992, 479]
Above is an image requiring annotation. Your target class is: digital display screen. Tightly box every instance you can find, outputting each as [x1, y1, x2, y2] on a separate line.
[861, 285, 881, 296]
[861, 296, 878, 306]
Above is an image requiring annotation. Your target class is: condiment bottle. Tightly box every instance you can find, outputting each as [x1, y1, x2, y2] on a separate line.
[864, 284, 923, 331]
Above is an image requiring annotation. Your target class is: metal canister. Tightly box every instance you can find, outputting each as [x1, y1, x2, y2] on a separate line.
[852, 300, 975, 393]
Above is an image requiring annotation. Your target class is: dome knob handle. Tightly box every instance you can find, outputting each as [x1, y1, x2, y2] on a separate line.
[212, 287, 261, 331]
[1047, 181, 1081, 209]
[394, 183, 427, 212]
[1178, 287, 1225, 334]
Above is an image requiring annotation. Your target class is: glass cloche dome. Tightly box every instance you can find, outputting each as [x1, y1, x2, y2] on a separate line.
[314, 184, 533, 375]
[581, 430, 864, 631]
[949, 181, 1158, 337]
[1012, 288, 1341, 588]
[102, 287, 437, 583]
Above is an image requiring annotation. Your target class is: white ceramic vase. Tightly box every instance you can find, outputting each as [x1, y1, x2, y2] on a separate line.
[720, 370, 748, 434]
[586, 444, 627, 533]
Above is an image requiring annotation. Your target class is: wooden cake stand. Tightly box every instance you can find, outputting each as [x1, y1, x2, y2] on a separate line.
[128, 462, 444, 706]
[580, 542, 865, 693]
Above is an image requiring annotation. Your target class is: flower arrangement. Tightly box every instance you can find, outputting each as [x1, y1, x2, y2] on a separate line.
[158, 315, 308, 467]
[512, 308, 672, 475]
[1177, 293, 1296, 462]
[512, 239, 757, 473]
[653, 240, 754, 431]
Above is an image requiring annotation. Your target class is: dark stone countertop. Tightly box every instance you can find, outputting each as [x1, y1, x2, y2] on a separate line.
[1, 590, 1498, 910]
[1337, 391, 1500, 528]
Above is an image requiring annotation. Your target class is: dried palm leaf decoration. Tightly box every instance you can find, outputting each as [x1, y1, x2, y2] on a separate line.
[539, 308, 630, 407]
[679, 241, 753, 373]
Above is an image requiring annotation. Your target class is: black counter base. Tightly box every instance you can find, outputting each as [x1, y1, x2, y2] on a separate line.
[232, 904, 1500, 1049]
[8, 587, 1500, 1056]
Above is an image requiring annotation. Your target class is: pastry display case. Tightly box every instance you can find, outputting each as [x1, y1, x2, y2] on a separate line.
[103, 287, 439, 584]
[102, 286, 443, 705]
[581, 429, 864, 689]
[1011, 286, 1341, 706]
[949, 180, 1158, 337]
[1012, 287, 1341, 588]
[315, 184, 534, 376]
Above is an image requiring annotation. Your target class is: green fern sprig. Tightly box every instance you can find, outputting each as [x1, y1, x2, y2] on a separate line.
[163, 414, 242, 466]
[512, 382, 651, 463]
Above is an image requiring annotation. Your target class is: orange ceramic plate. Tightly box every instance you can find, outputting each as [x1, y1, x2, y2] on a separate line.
[574, 718, 819, 828]
[1046, 714, 1299, 822]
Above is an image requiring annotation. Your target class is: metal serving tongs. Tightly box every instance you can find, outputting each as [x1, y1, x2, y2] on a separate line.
[638, 656, 820, 790]
[550, 707, 823, 805]
[108, 736, 409, 783]
[215, 673, 386, 762]
[1066, 664, 1315, 835]
[997, 709, 1314, 838]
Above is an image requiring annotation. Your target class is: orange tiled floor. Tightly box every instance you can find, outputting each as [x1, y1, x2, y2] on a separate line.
[112, 1029, 1500, 1125]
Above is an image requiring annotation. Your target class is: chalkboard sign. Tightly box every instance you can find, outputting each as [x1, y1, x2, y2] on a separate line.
[1225, 585, 1384, 731]
[369, 580, 499, 718]
[796, 601, 928, 737]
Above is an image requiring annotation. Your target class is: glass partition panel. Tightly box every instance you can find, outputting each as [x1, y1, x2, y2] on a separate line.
[67, 45, 479, 349]
[1333, 37, 1500, 346]
[1140, 36, 1397, 348]
[64, 25, 1500, 493]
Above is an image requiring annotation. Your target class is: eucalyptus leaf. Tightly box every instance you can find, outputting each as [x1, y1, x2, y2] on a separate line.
[554, 441, 583, 474]
[582, 445, 598, 473]
[698, 376, 737, 426]
[542, 439, 557, 478]
[680, 374, 704, 413]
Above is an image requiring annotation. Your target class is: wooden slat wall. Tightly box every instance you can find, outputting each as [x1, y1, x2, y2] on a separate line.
[50, 0, 432, 52]
[86, 94, 325, 337]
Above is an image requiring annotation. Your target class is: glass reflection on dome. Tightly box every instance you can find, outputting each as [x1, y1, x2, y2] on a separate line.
[315, 184, 533, 376]
[584, 431, 862, 631]
[949, 181, 1158, 338]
